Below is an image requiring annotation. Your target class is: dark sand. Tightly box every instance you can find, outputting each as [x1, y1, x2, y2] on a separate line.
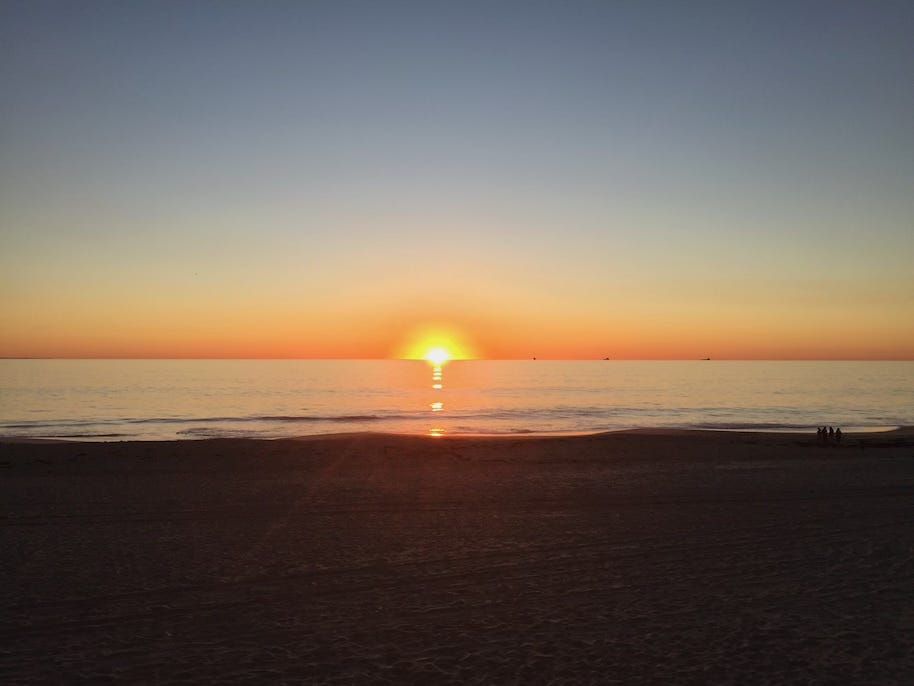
[2, 429, 914, 684]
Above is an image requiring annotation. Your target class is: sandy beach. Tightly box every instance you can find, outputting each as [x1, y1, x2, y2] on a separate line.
[2, 429, 913, 684]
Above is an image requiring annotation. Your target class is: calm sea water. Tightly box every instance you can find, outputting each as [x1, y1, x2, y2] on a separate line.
[0, 360, 911, 441]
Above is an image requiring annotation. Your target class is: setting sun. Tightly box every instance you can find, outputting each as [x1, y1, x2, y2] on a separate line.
[394, 323, 477, 360]
[424, 347, 451, 364]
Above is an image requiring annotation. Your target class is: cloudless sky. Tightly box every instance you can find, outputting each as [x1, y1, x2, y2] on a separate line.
[2, 0, 912, 358]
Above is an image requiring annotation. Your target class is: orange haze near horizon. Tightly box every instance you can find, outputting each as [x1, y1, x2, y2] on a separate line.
[2, 300, 912, 360]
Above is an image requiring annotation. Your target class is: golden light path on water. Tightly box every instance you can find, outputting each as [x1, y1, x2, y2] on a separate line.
[428, 359, 446, 437]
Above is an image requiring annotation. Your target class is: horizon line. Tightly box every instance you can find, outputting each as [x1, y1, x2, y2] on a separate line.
[2, 357, 913, 362]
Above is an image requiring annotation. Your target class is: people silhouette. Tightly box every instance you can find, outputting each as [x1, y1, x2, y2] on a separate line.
[828, 426, 835, 441]
[835, 427, 842, 443]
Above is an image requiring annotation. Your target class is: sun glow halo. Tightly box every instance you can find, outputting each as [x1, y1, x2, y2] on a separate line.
[424, 347, 450, 364]
[395, 325, 476, 361]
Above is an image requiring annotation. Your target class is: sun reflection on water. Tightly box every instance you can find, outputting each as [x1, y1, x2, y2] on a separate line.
[428, 361, 445, 436]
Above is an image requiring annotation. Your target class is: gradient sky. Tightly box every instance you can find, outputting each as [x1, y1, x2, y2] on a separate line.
[2, 1, 912, 359]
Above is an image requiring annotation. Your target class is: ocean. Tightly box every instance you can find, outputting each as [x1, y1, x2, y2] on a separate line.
[1, 359, 911, 440]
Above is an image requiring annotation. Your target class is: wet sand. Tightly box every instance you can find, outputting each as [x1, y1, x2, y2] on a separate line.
[2, 429, 914, 684]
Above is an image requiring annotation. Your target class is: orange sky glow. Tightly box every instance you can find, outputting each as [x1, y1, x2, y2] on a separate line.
[2, 301, 912, 360]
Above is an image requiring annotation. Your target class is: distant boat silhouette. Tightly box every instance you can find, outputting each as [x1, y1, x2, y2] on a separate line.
[603, 357, 610, 360]
[702, 357, 711, 361]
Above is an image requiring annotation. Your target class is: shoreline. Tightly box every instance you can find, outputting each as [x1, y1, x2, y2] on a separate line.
[1, 423, 911, 446]
[0, 425, 914, 445]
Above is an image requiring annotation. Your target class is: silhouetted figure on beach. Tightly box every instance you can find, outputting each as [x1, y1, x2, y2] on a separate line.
[835, 427, 842, 443]
[828, 426, 835, 441]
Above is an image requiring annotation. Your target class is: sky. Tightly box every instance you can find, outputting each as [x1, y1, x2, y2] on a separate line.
[1, 0, 912, 359]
